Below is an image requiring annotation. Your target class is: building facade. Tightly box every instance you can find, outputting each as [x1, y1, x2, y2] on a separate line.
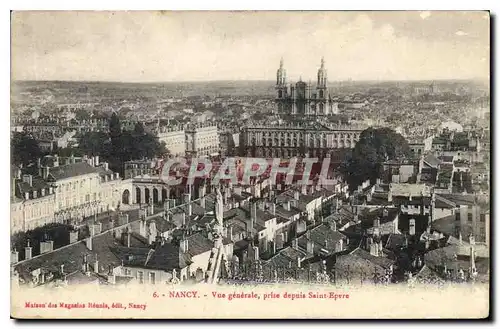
[241, 120, 363, 158]
[155, 125, 186, 157]
[186, 124, 220, 157]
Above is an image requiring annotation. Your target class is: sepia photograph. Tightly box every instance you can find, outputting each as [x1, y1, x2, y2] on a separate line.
[9, 10, 490, 319]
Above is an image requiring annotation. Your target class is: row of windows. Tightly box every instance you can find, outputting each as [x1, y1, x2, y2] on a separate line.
[25, 202, 53, 219]
[257, 132, 359, 139]
[124, 269, 157, 284]
[61, 177, 98, 191]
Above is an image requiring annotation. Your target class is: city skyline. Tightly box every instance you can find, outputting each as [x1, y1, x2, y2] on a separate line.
[11, 11, 490, 83]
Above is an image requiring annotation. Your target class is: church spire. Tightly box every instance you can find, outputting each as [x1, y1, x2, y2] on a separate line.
[280, 57, 284, 69]
[321, 56, 325, 69]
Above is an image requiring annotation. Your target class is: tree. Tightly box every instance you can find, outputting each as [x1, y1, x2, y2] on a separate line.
[11, 132, 43, 167]
[78, 131, 110, 156]
[75, 109, 91, 121]
[11, 223, 76, 261]
[340, 127, 410, 191]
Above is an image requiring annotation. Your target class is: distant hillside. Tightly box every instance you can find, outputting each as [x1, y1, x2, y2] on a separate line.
[11, 80, 277, 103]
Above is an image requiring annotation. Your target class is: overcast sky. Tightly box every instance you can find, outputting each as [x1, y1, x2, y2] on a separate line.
[11, 11, 490, 82]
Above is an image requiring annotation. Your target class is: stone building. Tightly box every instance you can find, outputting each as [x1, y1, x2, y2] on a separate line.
[241, 119, 363, 158]
[185, 123, 220, 157]
[274, 58, 339, 116]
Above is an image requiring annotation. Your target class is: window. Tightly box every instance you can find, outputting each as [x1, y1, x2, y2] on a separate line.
[149, 272, 156, 284]
[468, 213, 473, 222]
[137, 271, 144, 284]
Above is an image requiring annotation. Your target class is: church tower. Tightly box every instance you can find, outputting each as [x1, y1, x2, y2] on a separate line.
[316, 57, 329, 115]
[275, 58, 288, 114]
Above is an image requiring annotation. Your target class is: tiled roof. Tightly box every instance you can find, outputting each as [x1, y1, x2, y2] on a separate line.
[435, 194, 456, 209]
[423, 154, 442, 168]
[413, 265, 445, 284]
[15, 176, 52, 198]
[424, 244, 489, 274]
[186, 232, 214, 256]
[297, 224, 346, 254]
[436, 194, 476, 206]
[48, 162, 99, 181]
[385, 233, 408, 251]
[335, 247, 394, 274]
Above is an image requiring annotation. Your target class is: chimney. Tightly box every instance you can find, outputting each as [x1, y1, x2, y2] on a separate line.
[369, 238, 379, 256]
[409, 219, 416, 236]
[107, 265, 116, 284]
[283, 200, 291, 211]
[307, 240, 314, 254]
[184, 192, 191, 205]
[470, 245, 476, 272]
[271, 203, 276, 215]
[251, 200, 257, 224]
[199, 184, 206, 208]
[139, 218, 146, 237]
[22, 174, 33, 187]
[127, 231, 131, 248]
[469, 234, 475, 246]
[294, 190, 300, 200]
[42, 166, 50, 179]
[253, 246, 259, 260]
[228, 226, 233, 241]
[25, 240, 32, 260]
[95, 155, 99, 166]
[338, 239, 344, 252]
[292, 238, 298, 249]
[373, 218, 380, 237]
[86, 235, 93, 251]
[180, 239, 189, 253]
[383, 208, 389, 217]
[94, 255, 99, 273]
[301, 184, 307, 195]
[296, 256, 301, 268]
[82, 254, 89, 273]
[40, 240, 54, 254]
[330, 220, 337, 232]
[60, 264, 64, 275]
[182, 212, 186, 227]
[11, 249, 19, 264]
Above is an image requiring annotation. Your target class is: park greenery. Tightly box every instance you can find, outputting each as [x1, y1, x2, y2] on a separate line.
[340, 127, 411, 191]
[10, 113, 168, 175]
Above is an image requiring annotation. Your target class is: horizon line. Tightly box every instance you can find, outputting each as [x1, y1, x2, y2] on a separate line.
[11, 77, 489, 85]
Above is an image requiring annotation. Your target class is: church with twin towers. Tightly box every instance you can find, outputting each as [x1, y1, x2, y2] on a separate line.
[274, 57, 339, 116]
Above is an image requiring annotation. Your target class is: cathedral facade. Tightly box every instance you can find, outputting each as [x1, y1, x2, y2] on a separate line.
[275, 58, 338, 116]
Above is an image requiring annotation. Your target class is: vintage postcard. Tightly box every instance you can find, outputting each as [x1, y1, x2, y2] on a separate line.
[10, 11, 490, 319]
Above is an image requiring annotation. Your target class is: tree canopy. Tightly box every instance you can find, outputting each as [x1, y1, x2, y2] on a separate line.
[11, 223, 77, 261]
[11, 132, 43, 167]
[73, 115, 168, 173]
[340, 127, 410, 191]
